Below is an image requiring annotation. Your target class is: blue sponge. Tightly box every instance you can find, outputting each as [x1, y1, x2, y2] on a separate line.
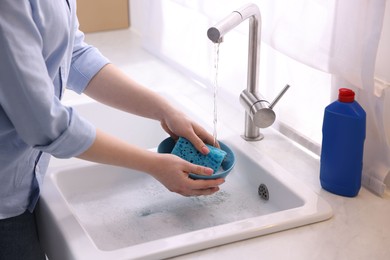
[171, 137, 227, 174]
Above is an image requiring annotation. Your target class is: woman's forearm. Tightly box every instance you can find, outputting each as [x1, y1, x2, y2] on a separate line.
[77, 128, 159, 173]
[84, 63, 176, 122]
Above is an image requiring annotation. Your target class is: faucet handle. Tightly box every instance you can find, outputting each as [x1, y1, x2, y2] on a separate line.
[269, 84, 291, 109]
[240, 90, 276, 128]
[239, 84, 291, 129]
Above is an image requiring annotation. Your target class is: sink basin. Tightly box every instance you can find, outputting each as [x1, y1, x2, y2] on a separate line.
[37, 98, 332, 260]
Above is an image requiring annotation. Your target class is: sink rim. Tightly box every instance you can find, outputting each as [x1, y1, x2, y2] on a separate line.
[38, 134, 332, 260]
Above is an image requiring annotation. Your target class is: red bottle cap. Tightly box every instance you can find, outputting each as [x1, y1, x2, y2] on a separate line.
[338, 88, 355, 103]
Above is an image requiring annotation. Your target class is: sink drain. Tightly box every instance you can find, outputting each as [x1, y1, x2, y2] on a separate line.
[258, 184, 269, 201]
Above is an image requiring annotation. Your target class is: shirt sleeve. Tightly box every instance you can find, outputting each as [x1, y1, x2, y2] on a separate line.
[0, 1, 96, 158]
[67, 21, 110, 94]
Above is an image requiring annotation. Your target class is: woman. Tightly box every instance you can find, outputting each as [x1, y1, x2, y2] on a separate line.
[0, 1, 224, 259]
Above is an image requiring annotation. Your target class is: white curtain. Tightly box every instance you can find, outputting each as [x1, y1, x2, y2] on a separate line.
[261, 0, 384, 88]
[257, 0, 389, 196]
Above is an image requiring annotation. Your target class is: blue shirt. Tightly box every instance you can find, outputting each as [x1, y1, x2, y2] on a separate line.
[0, 0, 109, 218]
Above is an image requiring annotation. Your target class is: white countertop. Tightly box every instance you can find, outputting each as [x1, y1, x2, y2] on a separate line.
[65, 29, 390, 260]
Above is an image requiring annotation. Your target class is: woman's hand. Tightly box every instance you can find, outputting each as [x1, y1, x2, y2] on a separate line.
[161, 110, 219, 155]
[149, 153, 225, 196]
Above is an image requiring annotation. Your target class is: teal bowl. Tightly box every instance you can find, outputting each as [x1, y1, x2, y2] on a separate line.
[157, 137, 236, 180]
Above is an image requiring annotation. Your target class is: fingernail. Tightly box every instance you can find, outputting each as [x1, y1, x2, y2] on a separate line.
[201, 145, 209, 154]
[205, 167, 213, 175]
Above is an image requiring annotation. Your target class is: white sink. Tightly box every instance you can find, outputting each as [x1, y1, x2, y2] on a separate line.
[37, 98, 332, 260]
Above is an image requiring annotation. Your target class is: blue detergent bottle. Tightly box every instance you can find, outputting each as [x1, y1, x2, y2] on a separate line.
[320, 88, 366, 197]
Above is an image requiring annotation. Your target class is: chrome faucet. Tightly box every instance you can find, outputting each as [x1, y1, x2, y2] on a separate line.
[207, 3, 290, 141]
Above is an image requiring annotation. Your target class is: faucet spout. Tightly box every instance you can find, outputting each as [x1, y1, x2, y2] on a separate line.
[208, 4, 290, 141]
[207, 3, 261, 95]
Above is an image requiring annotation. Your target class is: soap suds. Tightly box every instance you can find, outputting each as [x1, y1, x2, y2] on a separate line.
[66, 169, 277, 251]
